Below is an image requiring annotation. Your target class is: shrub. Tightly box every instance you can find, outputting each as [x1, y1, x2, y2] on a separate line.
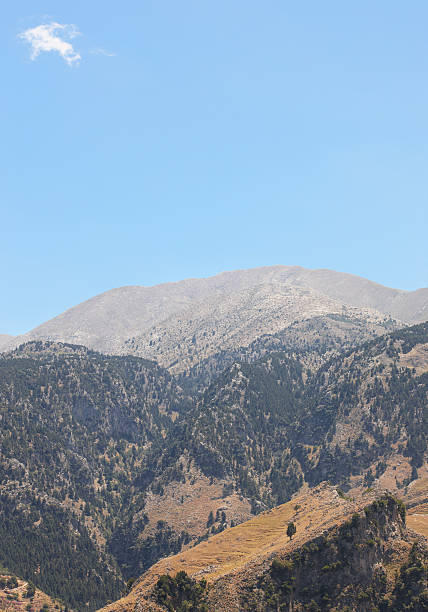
[154, 571, 208, 612]
[271, 558, 294, 574]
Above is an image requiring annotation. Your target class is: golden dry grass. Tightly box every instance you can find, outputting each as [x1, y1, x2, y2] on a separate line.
[99, 483, 367, 612]
[407, 513, 428, 538]
[405, 473, 428, 539]
[142, 472, 251, 541]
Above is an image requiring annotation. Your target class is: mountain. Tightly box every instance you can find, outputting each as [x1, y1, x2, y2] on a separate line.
[100, 322, 428, 583]
[4, 268, 427, 376]
[0, 342, 187, 610]
[123, 287, 397, 377]
[174, 311, 400, 390]
[0, 322, 426, 609]
[99, 485, 427, 612]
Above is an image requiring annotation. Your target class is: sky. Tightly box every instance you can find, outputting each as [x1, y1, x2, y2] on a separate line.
[2, 1, 428, 334]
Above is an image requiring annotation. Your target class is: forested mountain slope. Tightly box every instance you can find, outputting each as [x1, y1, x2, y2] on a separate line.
[0, 322, 426, 609]
[176, 311, 399, 390]
[297, 322, 428, 486]
[0, 342, 187, 610]
[144, 320, 428, 495]
[112, 322, 428, 580]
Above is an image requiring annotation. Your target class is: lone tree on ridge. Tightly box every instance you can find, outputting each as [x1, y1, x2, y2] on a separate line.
[287, 522, 296, 540]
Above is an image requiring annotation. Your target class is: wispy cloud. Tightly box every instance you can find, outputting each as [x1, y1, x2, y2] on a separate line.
[19, 22, 81, 66]
[90, 48, 116, 57]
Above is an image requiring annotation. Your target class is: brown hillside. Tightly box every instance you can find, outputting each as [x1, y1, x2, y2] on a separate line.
[99, 483, 427, 612]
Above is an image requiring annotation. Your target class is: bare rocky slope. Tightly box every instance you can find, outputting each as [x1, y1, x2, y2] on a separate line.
[0, 335, 14, 351]
[4, 267, 427, 373]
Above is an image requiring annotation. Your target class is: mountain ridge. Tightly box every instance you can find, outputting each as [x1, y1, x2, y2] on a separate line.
[3, 267, 427, 371]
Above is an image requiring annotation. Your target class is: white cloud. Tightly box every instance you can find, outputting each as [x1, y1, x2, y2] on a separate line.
[90, 48, 116, 57]
[19, 22, 81, 66]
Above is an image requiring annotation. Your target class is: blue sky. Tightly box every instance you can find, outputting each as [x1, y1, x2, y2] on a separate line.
[2, 1, 428, 334]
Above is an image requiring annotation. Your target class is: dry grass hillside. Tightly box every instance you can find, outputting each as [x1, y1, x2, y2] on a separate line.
[405, 476, 428, 539]
[99, 483, 427, 612]
[141, 469, 252, 543]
